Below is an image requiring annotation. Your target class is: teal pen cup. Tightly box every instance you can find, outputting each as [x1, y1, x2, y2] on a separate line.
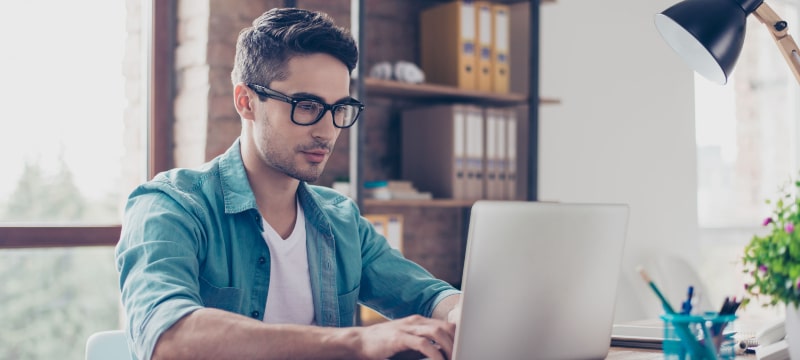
[660, 312, 738, 360]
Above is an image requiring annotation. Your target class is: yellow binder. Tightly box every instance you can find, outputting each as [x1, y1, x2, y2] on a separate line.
[420, 1, 477, 90]
[475, 1, 493, 92]
[491, 4, 511, 93]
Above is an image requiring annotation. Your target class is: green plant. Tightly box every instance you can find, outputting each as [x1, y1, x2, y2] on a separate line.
[742, 179, 800, 308]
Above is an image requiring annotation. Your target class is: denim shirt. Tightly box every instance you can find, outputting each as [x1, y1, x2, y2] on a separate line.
[115, 139, 460, 360]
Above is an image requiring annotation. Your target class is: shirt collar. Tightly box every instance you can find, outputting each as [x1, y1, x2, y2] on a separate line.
[218, 137, 259, 214]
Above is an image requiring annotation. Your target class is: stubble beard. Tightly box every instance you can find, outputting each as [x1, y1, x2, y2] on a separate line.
[258, 130, 333, 183]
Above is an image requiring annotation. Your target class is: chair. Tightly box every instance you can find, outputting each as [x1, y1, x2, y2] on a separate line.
[85, 330, 132, 360]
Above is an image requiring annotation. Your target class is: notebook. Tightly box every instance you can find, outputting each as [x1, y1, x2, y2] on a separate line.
[451, 201, 630, 360]
[610, 318, 665, 349]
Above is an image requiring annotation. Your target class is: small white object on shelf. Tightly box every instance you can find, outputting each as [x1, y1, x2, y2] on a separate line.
[331, 181, 351, 198]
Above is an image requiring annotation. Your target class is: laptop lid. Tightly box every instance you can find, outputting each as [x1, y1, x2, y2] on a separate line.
[452, 201, 630, 360]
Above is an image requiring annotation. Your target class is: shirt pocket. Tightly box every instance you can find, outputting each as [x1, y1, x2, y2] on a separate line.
[337, 286, 359, 327]
[199, 276, 244, 313]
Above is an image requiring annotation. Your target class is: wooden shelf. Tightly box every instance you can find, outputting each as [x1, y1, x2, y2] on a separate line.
[364, 78, 560, 107]
[500, 0, 556, 3]
[428, 0, 555, 4]
[363, 198, 476, 208]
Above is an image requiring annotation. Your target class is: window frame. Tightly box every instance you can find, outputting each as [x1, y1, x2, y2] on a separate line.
[0, 0, 175, 249]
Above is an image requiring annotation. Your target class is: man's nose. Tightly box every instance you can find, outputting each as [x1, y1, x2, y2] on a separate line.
[311, 109, 339, 140]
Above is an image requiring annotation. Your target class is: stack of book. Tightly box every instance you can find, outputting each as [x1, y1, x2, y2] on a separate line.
[364, 180, 433, 201]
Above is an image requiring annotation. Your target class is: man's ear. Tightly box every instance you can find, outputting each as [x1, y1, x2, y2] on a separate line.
[233, 83, 256, 120]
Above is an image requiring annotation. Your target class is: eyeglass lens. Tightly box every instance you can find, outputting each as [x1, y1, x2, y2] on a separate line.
[293, 100, 359, 127]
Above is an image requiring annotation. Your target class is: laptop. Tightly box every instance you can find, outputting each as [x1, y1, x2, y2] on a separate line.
[451, 201, 630, 360]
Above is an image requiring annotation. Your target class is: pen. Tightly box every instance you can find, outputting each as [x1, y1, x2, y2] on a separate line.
[719, 296, 730, 314]
[716, 296, 743, 317]
[681, 285, 694, 314]
[731, 299, 742, 314]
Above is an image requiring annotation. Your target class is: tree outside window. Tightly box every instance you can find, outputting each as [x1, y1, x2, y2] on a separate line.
[0, 1, 146, 358]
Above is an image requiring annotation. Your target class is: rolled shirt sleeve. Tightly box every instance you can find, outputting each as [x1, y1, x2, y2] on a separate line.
[116, 186, 206, 360]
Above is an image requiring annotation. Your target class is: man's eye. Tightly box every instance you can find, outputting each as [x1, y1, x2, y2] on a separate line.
[297, 102, 319, 112]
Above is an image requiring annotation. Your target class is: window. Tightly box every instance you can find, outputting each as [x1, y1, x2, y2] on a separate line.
[0, 0, 172, 358]
[696, 0, 799, 318]
[697, 0, 800, 229]
[0, 247, 119, 358]
[0, 1, 139, 226]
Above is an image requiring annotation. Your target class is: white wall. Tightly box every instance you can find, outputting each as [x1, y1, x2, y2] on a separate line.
[518, 0, 701, 322]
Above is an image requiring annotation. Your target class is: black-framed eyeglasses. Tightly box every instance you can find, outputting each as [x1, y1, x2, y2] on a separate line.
[246, 83, 365, 129]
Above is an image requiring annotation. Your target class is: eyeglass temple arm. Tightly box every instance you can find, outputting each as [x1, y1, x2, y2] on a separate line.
[753, 1, 800, 85]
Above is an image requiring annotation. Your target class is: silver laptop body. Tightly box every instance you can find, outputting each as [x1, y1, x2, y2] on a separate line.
[452, 201, 630, 360]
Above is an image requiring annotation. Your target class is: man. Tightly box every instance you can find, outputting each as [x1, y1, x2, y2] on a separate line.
[116, 7, 461, 360]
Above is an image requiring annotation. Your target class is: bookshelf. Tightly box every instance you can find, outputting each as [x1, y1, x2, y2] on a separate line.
[351, 0, 553, 207]
[364, 198, 476, 208]
[348, 0, 560, 296]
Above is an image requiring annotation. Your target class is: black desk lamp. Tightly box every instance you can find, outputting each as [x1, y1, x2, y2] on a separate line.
[654, 0, 800, 85]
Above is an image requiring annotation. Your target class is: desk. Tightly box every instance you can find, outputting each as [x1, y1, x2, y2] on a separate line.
[607, 311, 772, 359]
[607, 347, 661, 359]
[607, 346, 755, 359]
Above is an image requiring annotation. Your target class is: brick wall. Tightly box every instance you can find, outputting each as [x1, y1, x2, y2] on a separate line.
[172, 0, 281, 167]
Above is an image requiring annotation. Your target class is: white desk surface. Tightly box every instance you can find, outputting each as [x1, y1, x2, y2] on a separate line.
[607, 346, 755, 359]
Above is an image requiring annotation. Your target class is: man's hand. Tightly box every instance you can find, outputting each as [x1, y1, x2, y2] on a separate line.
[446, 303, 461, 326]
[353, 315, 455, 360]
[431, 294, 461, 323]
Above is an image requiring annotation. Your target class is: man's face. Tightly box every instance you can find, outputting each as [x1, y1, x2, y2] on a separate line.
[251, 53, 350, 183]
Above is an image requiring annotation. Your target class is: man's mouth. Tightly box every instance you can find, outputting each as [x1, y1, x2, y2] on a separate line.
[301, 149, 328, 163]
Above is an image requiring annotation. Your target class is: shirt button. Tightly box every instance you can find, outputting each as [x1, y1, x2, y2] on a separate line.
[251, 311, 260, 318]
[258, 256, 266, 264]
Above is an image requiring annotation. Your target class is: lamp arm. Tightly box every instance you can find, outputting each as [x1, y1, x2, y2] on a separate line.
[753, 2, 800, 85]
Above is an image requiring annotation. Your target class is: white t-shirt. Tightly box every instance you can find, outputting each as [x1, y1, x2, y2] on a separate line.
[261, 201, 315, 325]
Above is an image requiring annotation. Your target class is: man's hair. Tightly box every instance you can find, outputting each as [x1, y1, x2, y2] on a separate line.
[230, 8, 358, 86]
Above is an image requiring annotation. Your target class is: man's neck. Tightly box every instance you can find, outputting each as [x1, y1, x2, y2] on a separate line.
[240, 138, 301, 237]
[247, 160, 298, 214]
[250, 173, 300, 239]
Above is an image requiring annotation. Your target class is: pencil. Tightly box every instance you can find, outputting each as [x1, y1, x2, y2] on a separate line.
[636, 265, 676, 313]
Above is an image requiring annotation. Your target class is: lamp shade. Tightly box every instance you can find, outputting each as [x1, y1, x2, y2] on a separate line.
[655, 0, 759, 85]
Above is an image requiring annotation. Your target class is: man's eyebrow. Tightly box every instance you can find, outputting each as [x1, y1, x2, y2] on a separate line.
[291, 92, 354, 104]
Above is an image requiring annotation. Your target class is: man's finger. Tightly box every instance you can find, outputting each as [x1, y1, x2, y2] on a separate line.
[402, 318, 454, 359]
[398, 333, 446, 360]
